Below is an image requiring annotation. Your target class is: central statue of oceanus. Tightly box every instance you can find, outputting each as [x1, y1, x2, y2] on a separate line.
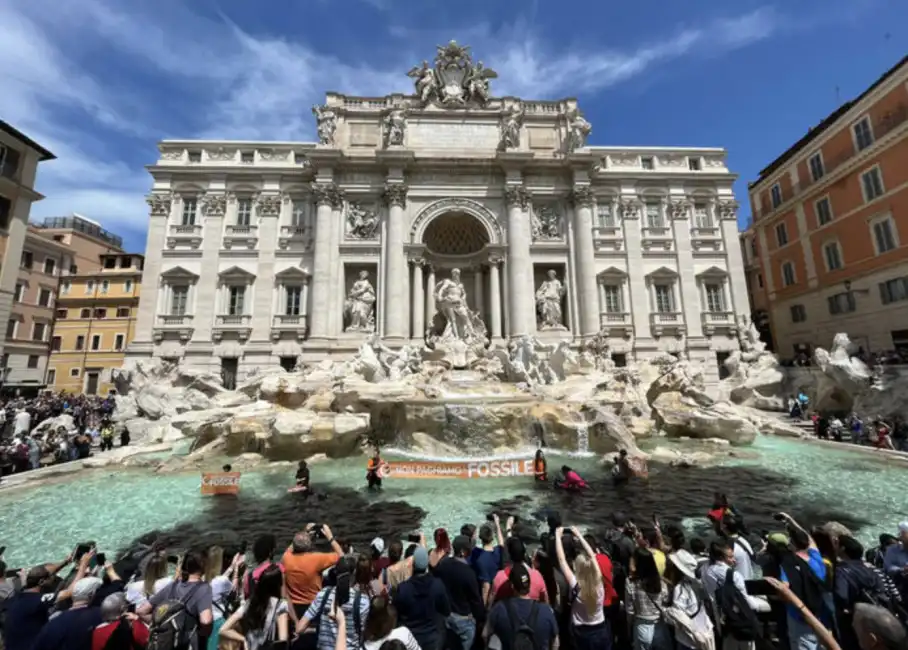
[426, 268, 489, 360]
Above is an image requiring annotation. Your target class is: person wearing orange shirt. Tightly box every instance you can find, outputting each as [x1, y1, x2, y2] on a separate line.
[534, 449, 548, 483]
[282, 524, 344, 620]
[366, 451, 384, 491]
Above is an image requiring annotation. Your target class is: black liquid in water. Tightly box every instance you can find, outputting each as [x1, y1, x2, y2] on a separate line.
[121, 461, 868, 557]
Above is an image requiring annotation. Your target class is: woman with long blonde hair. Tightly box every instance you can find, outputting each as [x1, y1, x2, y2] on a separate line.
[125, 554, 172, 608]
[555, 525, 611, 650]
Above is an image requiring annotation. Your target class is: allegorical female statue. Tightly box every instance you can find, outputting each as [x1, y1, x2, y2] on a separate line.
[535, 269, 567, 330]
[344, 270, 376, 332]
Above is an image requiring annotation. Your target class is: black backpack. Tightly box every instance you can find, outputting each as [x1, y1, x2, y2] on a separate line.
[506, 599, 541, 650]
[146, 582, 203, 650]
[715, 568, 763, 642]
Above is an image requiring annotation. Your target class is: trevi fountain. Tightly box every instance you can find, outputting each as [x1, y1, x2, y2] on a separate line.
[1, 43, 907, 565]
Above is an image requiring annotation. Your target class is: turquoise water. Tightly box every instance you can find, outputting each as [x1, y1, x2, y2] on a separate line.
[0, 437, 906, 568]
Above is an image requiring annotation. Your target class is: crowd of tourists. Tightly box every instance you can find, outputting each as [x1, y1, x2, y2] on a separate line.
[0, 393, 120, 477]
[787, 393, 908, 452]
[1, 496, 906, 650]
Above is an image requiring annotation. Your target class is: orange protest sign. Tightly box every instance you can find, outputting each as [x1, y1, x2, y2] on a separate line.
[380, 459, 535, 480]
[201, 472, 241, 495]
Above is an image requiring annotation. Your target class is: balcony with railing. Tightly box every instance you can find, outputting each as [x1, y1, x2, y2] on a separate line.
[641, 226, 674, 251]
[649, 311, 686, 336]
[213, 313, 252, 341]
[223, 224, 258, 250]
[278, 224, 311, 251]
[166, 223, 203, 250]
[152, 313, 194, 342]
[755, 104, 908, 221]
[591, 224, 624, 251]
[271, 313, 308, 341]
[701, 310, 736, 334]
[690, 225, 723, 251]
[598, 311, 633, 336]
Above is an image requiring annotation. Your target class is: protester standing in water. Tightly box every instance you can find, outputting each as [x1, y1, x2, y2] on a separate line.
[366, 450, 384, 491]
[295, 460, 310, 494]
[534, 449, 548, 483]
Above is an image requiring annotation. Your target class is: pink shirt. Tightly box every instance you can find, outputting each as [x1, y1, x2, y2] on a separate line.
[243, 561, 285, 598]
[491, 565, 549, 602]
[564, 470, 587, 488]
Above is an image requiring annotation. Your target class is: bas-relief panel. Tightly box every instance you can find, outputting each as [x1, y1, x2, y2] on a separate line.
[408, 120, 499, 150]
[348, 123, 381, 147]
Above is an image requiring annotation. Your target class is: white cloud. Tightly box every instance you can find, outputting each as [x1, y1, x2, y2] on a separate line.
[0, 0, 785, 241]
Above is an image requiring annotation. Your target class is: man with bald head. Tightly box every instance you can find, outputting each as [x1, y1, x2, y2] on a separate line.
[852, 603, 907, 650]
[282, 523, 344, 618]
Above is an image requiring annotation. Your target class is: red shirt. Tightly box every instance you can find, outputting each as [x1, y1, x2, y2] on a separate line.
[595, 553, 618, 607]
[92, 619, 150, 650]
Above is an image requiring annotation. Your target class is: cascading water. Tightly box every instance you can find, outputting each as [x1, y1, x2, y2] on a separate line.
[574, 424, 592, 457]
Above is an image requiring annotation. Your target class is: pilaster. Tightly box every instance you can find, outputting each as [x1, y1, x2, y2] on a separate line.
[669, 196, 704, 339]
[307, 181, 343, 343]
[504, 182, 535, 337]
[570, 185, 599, 338]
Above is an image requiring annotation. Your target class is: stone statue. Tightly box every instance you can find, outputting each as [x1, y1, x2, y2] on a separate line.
[383, 106, 408, 147]
[566, 109, 591, 152]
[464, 61, 498, 105]
[407, 61, 439, 105]
[532, 204, 561, 240]
[535, 270, 567, 330]
[346, 202, 379, 239]
[312, 105, 337, 146]
[434, 268, 476, 342]
[344, 270, 376, 332]
[500, 103, 523, 150]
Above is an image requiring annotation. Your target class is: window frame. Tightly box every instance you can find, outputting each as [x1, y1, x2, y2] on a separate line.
[236, 197, 253, 226]
[181, 197, 198, 225]
[603, 284, 623, 313]
[815, 196, 833, 226]
[790, 304, 807, 323]
[807, 151, 825, 182]
[653, 283, 675, 313]
[775, 222, 789, 247]
[781, 261, 796, 287]
[170, 285, 190, 316]
[822, 240, 843, 272]
[870, 214, 898, 255]
[770, 183, 783, 209]
[860, 165, 885, 203]
[852, 115, 874, 152]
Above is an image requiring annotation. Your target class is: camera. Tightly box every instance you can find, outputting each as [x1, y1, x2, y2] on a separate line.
[406, 533, 421, 544]
[96, 553, 106, 567]
[166, 555, 180, 565]
[75, 542, 96, 561]
[772, 513, 785, 522]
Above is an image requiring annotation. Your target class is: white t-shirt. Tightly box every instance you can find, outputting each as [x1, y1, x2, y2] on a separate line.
[364, 626, 421, 650]
[210, 575, 234, 620]
[14, 411, 30, 434]
[568, 575, 605, 627]
[126, 577, 173, 607]
[731, 537, 755, 581]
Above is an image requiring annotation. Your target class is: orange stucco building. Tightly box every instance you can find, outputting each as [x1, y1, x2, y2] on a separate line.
[743, 56, 908, 358]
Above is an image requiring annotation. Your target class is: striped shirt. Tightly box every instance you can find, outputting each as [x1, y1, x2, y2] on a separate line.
[303, 586, 370, 650]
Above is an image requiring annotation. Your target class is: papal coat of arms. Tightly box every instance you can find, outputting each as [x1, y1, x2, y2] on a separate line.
[407, 41, 498, 108]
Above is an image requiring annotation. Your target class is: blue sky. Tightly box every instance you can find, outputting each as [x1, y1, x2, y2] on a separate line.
[1, 0, 905, 253]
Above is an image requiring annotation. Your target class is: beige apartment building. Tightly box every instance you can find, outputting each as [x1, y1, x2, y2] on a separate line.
[0, 214, 125, 395]
[743, 56, 908, 358]
[0, 120, 56, 380]
[0, 227, 69, 393]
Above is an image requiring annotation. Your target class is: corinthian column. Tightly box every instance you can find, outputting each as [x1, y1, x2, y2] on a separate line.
[504, 184, 534, 337]
[308, 182, 343, 340]
[411, 259, 425, 340]
[489, 256, 503, 340]
[382, 183, 409, 342]
[571, 185, 599, 337]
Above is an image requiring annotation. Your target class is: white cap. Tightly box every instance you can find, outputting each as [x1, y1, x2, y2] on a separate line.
[898, 521, 908, 534]
[370, 537, 385, 554]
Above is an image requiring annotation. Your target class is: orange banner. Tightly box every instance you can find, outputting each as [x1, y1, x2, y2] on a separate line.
[380, 459, 536, 480]
[201, 472, 241, 495]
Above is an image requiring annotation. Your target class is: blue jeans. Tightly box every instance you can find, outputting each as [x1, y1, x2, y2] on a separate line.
[787, 615, 824, 650]
[446, 614, 476, 650]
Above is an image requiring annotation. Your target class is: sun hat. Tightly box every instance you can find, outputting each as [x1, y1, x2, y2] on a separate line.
[668, 550, 699, 581]
[370, 537, 385, 554]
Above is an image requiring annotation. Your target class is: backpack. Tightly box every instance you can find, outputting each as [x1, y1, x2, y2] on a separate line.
[662, 583, 716, 650]
[506, 599, 541, 650]
[103, 617, 141, 650]
[146, 582, 203, 650]
[715, 568, 763, 642]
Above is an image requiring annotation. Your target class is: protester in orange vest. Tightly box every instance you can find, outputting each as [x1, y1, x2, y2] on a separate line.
[534, 449, 548, 483]
[366, 451, 383, 491]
